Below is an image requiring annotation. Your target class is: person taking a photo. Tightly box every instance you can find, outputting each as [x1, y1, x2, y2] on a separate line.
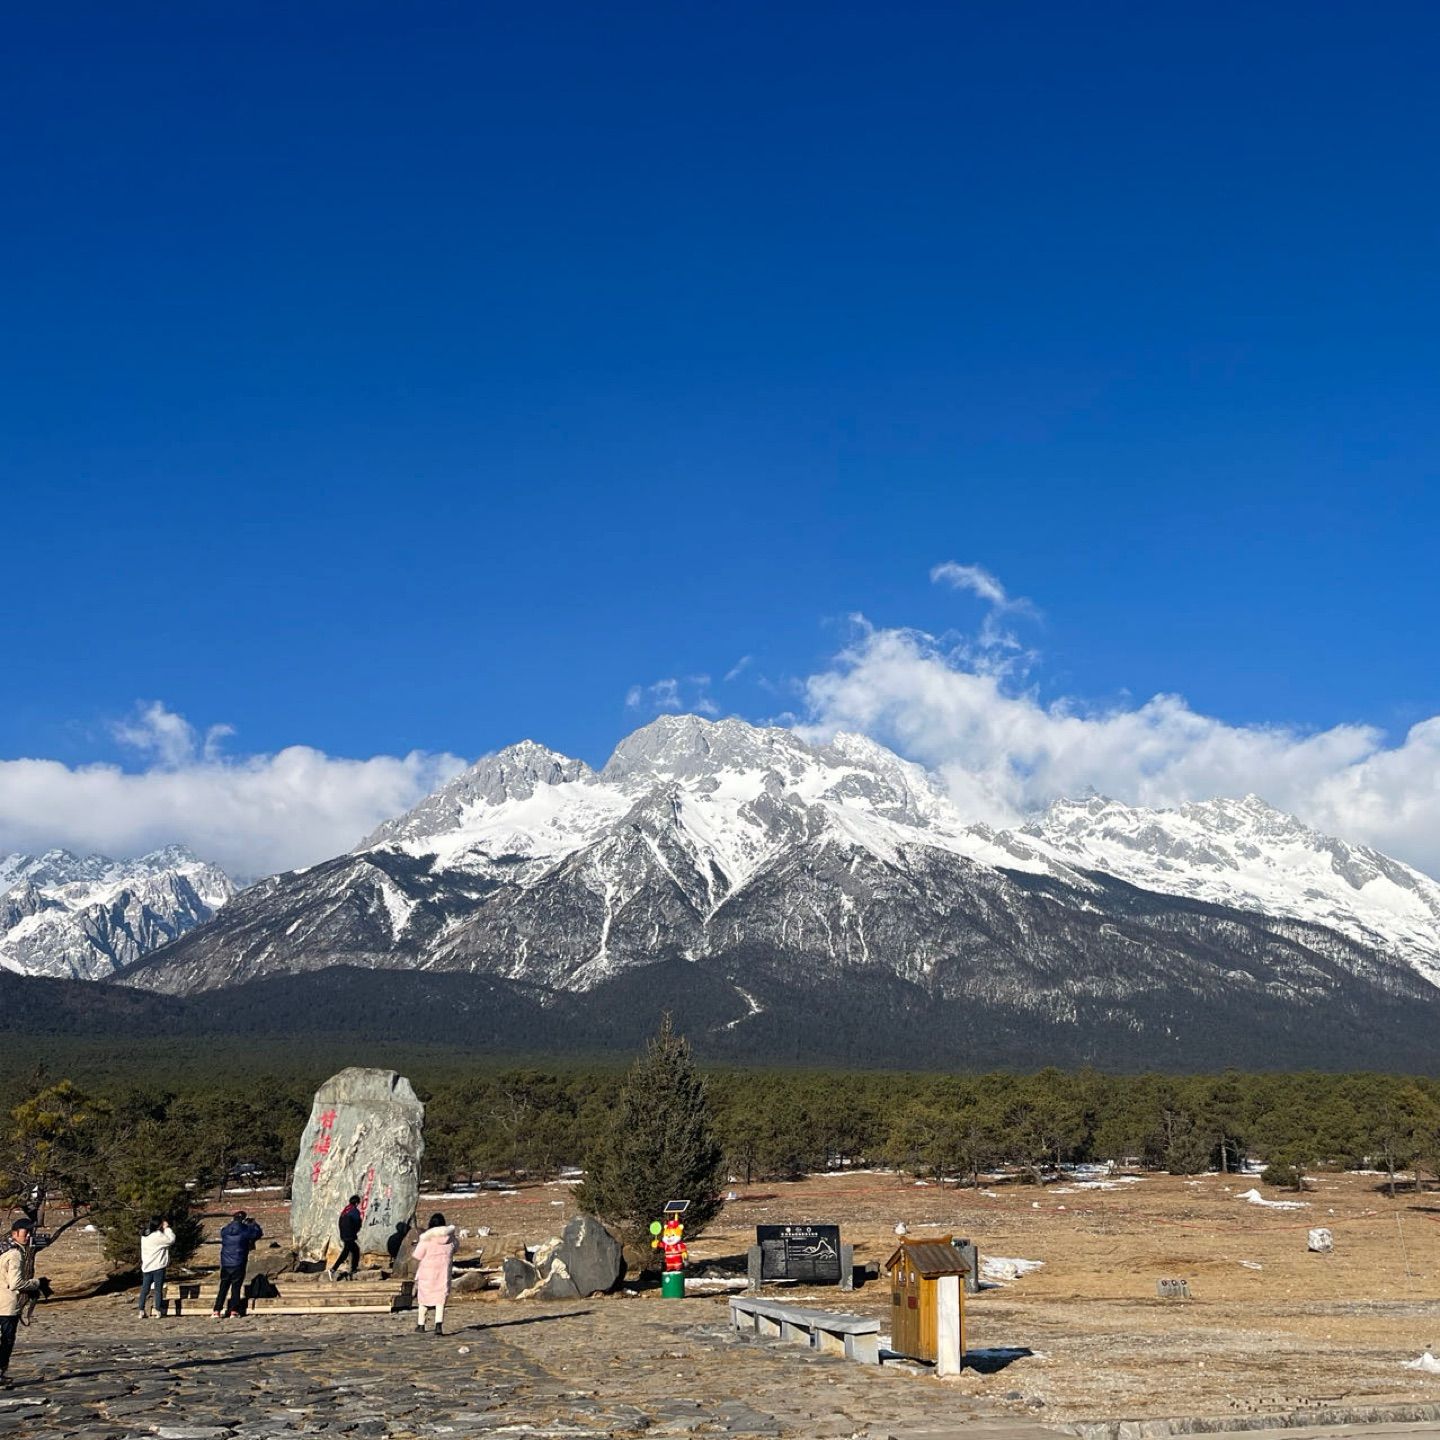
[139, 1217, 176, 1318]
[212, 1210, 263, 1319]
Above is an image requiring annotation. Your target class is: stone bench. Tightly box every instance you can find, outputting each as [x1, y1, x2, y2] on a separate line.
[727, 1296, 880, 1364]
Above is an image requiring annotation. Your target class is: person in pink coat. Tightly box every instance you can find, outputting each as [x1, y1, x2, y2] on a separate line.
[411, 1212, 457, 1335]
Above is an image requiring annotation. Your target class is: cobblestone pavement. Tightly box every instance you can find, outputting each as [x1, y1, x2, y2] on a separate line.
[0, 1296, 1060, 1439]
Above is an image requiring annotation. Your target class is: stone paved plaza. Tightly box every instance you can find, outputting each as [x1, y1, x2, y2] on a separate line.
[0, 1296, 1058, 1440]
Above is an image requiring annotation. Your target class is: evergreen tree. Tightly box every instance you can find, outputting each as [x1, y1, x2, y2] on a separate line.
[88, 1123, 205, 1270]
[575, 1015, 725, 1257]
[0, 1078, 110, 1226]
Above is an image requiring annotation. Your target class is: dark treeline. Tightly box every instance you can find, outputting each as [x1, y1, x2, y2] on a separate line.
[10, 1067, 1440, 1221]
[423, 1067, 1440, 1191]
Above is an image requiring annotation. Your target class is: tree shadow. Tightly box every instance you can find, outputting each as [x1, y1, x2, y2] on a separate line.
[964, 1346, 1034, 1373]
[459, 1309, 593, 1332]
[39, 1346, 323, 1385]
[695, 1251, 750, 1272]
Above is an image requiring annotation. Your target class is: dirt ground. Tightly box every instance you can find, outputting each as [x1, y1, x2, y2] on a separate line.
[29, 1166, 1440, 1429]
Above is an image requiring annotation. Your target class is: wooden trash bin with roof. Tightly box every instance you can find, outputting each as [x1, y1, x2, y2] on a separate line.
[885, 1236, 969, 1376]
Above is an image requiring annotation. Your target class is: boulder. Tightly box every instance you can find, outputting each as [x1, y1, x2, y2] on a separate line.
[550, 1215, 624, 1296]
[535, 1258, 581, 1301]
[289, 1068, 425, 1264]
[1307, 1227, 1334, 1253]
[451, 1268, 496, 1296]
[502, 1256, 541, 1298]
[503, 1216, 623, 1301]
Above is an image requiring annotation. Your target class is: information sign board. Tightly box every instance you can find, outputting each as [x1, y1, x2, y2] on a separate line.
[756, 1224, 843, 1284]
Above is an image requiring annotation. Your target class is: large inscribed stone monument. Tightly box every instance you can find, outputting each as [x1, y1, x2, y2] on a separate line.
[290, 1067, 425, 1263]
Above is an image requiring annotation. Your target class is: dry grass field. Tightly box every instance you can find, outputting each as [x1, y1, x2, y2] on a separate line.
[30, 1166, 1440, 1428]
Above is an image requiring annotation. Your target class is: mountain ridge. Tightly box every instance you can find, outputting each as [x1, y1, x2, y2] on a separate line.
[0, 846, 235, 981]
[107, 714, 1440, 1069]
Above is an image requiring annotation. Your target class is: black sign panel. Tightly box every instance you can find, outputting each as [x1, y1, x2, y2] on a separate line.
[756, 1224, 842, 1284]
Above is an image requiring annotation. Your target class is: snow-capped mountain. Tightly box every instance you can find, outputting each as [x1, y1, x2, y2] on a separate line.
[1007, 794, 1440, 989]
[114, 714, 1440, 1069]
[0, 846, 235, 981]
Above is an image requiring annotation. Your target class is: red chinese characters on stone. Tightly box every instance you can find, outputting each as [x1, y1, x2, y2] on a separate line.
[309, 1107, 340, 1183]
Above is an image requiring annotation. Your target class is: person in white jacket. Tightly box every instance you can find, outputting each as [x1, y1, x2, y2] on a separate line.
[1, 1218, 39, 1387]
[138, 1217, 176, 1318]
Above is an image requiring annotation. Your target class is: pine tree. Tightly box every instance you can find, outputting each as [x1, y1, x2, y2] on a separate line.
[575, 1015, 725, 1258]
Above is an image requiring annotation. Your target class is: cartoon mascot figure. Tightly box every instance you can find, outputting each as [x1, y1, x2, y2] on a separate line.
[650, 1216, 687, 1272]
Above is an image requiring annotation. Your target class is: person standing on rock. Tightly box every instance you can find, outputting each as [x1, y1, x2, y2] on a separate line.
[328, 1196, 363, 1281]
[212, 1210, 263, 1319]
[1, 1218, 40, 1388]
[138, 1216, 176, 1318]
[411, 1212, 457, 1336]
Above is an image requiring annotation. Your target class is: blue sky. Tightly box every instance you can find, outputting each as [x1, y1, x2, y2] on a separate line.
[4, 4, 1439, 875]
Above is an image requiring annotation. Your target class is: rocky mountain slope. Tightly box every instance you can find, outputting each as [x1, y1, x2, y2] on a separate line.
[113, 716, 1440, 1066]
[0, 846, 235, 981]
[1004, 794, 1440, 988]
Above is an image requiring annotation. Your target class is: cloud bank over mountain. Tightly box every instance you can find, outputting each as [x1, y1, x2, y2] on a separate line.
[0, 703, 464, 879]
[3, 563, 1437, 879]
[800, 618, 1440, 877]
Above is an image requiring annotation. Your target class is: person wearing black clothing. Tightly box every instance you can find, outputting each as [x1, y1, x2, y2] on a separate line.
[328, 1197, 363, 1281]
[212, 1210, 263, 1318]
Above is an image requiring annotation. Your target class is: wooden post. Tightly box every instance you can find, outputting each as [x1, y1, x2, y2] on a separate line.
[935, 1273, 963, 1377]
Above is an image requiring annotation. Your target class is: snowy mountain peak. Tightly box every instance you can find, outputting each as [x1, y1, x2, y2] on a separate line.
[364, 740, 593, 849]
[134, 843, 203, 869]
[602, 714, 812, 785]
[352, 714, 1440, 993]
[0, 848, 116, 892]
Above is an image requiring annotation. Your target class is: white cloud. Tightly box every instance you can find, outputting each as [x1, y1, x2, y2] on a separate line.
[800, 619, 1440, 877]
[0, 704, 464, 880]
[929, 561, 1012, 606]
[929, 560, 1038, 658]
[626, 676, 719, 717]
[724, 655, 753, 683]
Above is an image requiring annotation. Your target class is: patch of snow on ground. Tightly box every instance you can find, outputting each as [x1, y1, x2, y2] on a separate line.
[1404, 1351, 1440, 1374]
[1051, 1176, 1146, 1193]
[1237, 1187, 1309, 1209]
[981, 1256, 1045, 1284]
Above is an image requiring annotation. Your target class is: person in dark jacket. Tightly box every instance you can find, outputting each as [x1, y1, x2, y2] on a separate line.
[212, 1211, 263, 1318]
[328, 1196, 363, 1281]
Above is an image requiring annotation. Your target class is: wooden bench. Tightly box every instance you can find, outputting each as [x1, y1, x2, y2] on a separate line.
[167, 1279, 412, 1317]
[727, 1296, 880, 1365]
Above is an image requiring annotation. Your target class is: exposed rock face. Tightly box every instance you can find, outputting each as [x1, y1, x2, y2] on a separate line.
[0, 846, 234, 981]
[504, 1216, 624, 1300]
[289, 1068, 425, 1263]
